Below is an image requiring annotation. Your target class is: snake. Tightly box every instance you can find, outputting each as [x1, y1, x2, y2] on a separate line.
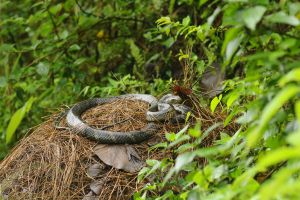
[66, 94, 190, 144]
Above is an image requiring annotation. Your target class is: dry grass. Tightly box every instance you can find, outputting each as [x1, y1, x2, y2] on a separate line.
[0, 98, 236, 200]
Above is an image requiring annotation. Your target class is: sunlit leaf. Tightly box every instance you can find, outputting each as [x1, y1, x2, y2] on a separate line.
[226, 92, 239, 109]
[265, 11, 300, 26]
[49, 3, 62, 15]
[207, 7, 221, 27]
[242, 6, 266, 30]
[279, 68, 300, 87]
[182, 16, 191, 26]
[226, 36, 243, 62]
[256, 146, 300, 171]
[258, 162, 300, 200]
[210, 94, 222, 113]
[224, 108, 239, 127]
[174, 152, 196, 172]
[165, 132, 176, 142]
[247, 85, 300, 147]
[156, 16, 172, 26]
[188, 123, 201, 138]
[6, 97, 35, 144]
[221, 27, 243, 58]
[287, 129, 300, 147]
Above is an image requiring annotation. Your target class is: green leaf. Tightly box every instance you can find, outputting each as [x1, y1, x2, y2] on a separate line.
[0, 76, 7, 88]
[242, 6, 266, 30]
[36, 62, 49, 76]
[279, 68, 300, 87]
[174, 152, 196, 172]
[0, 44, 16, 52]
[210, 94, 222, 113]
[226, 92, 239, 109]
[156, 16, 172, 26]
[193, 171, 208, 188]
[102, 4, 114, 16]
[162, 37, 175, 48]
[221, 27, 242, 57]
[188, 123, 201, 138]
[256, 146, 300, 171]
[74, 58, 86, 66]
[265, 11, 300, 26]
[212, 165, 227, 180]
[287, 129, 300, 147]
[182, 16, 191, 26]
[168, 0, 176, 14]
[6, 97, 35, 144]
[207, 7, 221, 27]
[175, 143, 194, 153]
[185, 111, 191, 124]
[145, 159, 163, 179]
[68, 44, 81, 52]
[224, 108, 239, 127]
[226, 36, 243, 62]
[137, 167, 150, 183]
[148, 142, 168, 151]
[258, 162, 300, 200]
[78, 15, 98, 29]
[146, 159, 160, 167]
[168, 135, 191, 148]
[49, 3, 62, 15]
[247, 85, 300, 147]
[39, 22, 53, 38]
[165, 132, 176, 142]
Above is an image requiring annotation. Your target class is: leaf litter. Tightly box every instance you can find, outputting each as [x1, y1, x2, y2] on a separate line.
[0, 98, 236, 199]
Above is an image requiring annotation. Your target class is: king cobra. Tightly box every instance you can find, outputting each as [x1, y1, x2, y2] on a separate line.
[66, 94, 190, 144]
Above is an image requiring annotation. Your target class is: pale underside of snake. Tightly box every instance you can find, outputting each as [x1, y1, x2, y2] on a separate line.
[66, 94, 190, 144]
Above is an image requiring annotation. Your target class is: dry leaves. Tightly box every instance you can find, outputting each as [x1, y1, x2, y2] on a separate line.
[94, 144, 144, 173]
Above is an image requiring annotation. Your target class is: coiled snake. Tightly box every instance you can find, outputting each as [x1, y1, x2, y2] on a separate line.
[66, 94, 190, 144]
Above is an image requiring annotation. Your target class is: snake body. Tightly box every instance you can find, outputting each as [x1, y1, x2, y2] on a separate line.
[66, 94, 190, 144]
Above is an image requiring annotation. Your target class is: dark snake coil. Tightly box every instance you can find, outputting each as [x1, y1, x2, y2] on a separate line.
[66, 94, 189, 144]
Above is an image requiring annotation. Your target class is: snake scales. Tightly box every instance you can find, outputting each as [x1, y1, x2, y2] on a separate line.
[66, 94, 190, 144]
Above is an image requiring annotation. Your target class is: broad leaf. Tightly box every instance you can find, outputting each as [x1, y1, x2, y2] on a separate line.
[210, 94, 222, 113]
[265, 11, 300, 26]
[279, 68, 300, 87]
[247, 85, 300, 147]
[94, 144, 144, 173]
[242, 6, 266, 30]
[6, 97, 35, 144]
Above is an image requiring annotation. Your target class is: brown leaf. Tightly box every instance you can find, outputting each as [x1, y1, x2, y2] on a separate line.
[200, 63, 225, 98]
[82, 191, 98, 200]
[94, 144, 144, 173]
[87, 163, 105, 178]
[90, 180, 104, 195]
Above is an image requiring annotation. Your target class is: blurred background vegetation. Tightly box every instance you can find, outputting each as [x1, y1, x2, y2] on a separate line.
[2, 0, 300, 199]
[0, 0, 191, 157]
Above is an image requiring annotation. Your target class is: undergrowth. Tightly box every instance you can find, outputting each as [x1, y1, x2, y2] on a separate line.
[133, 1, 300, 199]
[1, 0, 300, 199]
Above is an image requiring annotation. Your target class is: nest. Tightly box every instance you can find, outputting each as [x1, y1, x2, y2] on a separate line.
[0, 98, 237, 200]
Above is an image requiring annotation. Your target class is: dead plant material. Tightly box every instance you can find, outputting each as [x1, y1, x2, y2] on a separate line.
[0, 98, 237, 200]
[82, 99, 148, 132]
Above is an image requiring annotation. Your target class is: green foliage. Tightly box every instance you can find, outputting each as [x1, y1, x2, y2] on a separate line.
[2, 0, 300, 199]
[6, 97, 35, 144]
[1, 0, 195, 158]
[133, 0, 300, 200]
[210, 94, 222, 113]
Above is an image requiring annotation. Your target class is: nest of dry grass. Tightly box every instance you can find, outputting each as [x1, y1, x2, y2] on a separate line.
[0, 98, 237, 200]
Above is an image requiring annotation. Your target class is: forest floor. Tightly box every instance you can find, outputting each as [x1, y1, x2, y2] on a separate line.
[0, 98, 233, 200]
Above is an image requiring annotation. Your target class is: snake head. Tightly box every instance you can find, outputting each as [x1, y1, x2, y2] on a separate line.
[158, 94, 182, 104]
